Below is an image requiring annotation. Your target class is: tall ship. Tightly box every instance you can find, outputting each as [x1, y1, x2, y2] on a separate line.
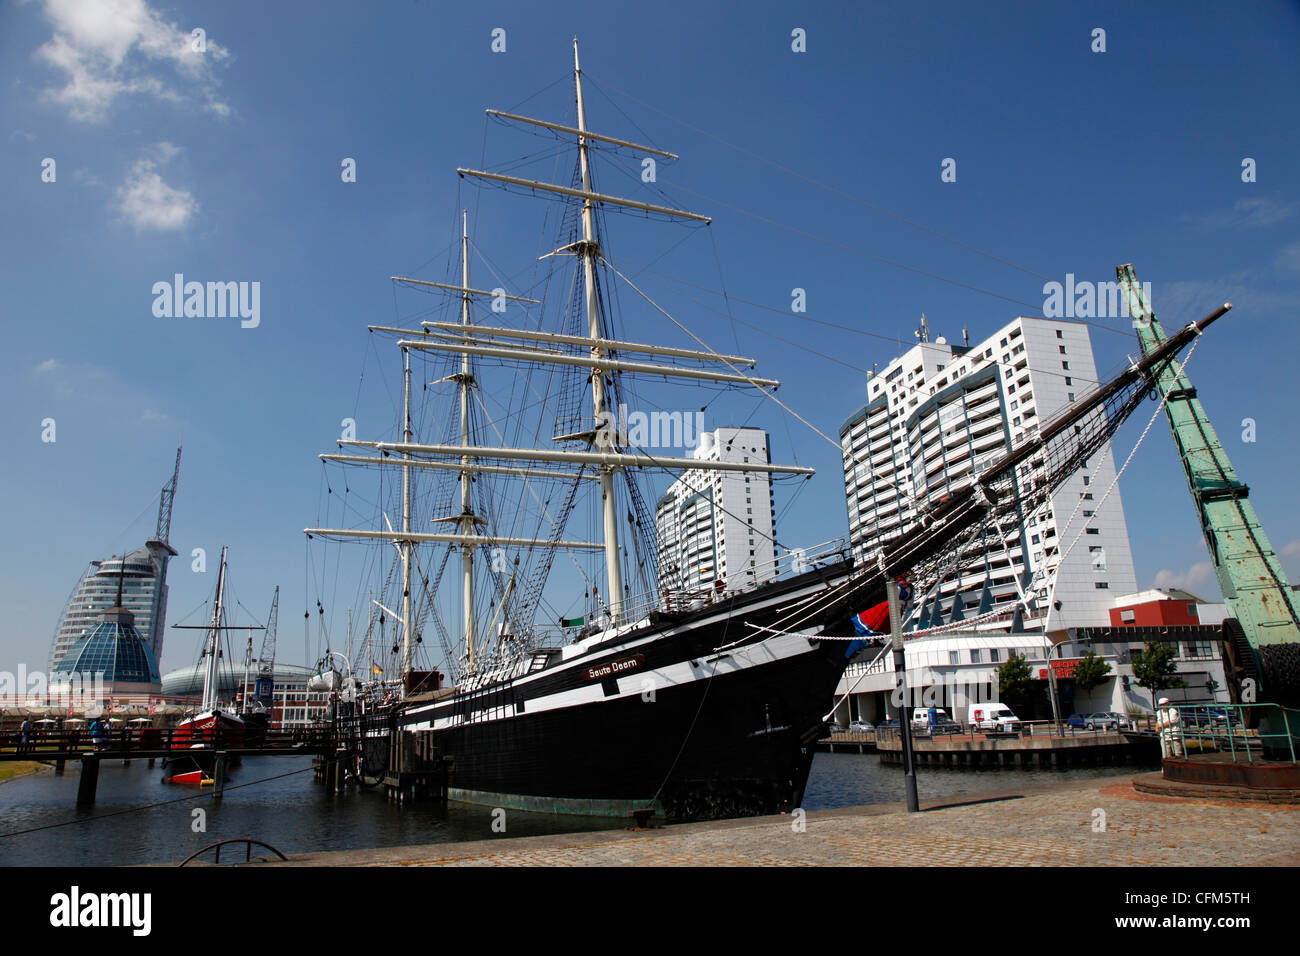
[304, 41, 1232, 820]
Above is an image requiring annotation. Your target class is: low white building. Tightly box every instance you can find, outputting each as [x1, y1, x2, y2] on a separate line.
[828, 628, 1228, 727]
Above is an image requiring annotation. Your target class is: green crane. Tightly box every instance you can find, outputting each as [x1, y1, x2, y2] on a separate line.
[1118, 264, 1300, 713]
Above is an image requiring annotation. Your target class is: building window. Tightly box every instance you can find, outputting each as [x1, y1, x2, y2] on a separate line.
[1068, 392, 1075, 402]
[1064, 377, 1072, 385]
[1095, 582, 1109, 589]
[970, 648, 982, 663]
[949, 651, 959, 665]
[1085, 527, 1100, 535]
[1062, 361, 1070, 370]
[990, 648, 1001, 662]
[1120, 609, 1136, 623]
[1082, 476, 1090, 486]
[1056, 329, 1063, 338]
[1059, 345, 1067, 354]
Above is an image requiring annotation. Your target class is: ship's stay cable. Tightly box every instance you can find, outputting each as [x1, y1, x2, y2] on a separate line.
[1040, 336, 1204, 633]
[586, 72, 1052, 283]
[628, 262, 1115, 390]
[600, 255, 844, 452]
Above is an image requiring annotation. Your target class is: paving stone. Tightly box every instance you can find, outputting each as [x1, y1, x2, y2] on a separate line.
[274, 774, 1299, 867]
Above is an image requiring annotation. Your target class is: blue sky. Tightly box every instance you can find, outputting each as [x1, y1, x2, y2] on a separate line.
[2, 0, 1299, 677]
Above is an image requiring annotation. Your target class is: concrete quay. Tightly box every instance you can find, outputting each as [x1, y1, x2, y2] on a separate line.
[256, 773, 1299, 867]
[875, 732, 1156, 769]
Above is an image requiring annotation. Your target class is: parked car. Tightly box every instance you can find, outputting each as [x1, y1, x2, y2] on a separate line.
[1084, 712, 1127, 730]
[826, 720, 849, 735]
[876, 717, 901, 733]
[1065, 713, 1091, 730]
[1184, 706, 1229, 727]
[849, 720, 874, 733]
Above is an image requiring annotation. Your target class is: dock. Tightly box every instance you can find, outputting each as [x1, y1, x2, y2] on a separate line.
[815, 729, 1161, 767]
[874, 731, 1159, 768]
[246, 774, 1300, 867]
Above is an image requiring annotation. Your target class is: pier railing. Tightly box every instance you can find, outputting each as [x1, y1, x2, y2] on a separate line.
[1168, 702, 1297, 763]
[0, 724, 339, 759]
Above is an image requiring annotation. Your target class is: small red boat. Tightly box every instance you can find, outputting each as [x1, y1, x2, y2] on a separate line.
[163, 709, 245, 785]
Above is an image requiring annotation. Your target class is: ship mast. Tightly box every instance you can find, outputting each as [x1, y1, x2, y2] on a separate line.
[572, 39, 624, 625]
[401, 348, 415, 678]
[202, 546, 228, 712]
[458, 211, 479, 673]
[306, 42, 815, 665]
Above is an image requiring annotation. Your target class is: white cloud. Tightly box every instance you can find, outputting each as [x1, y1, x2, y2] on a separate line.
[1281, 539, 1300, 582]
[34, 0, 230, 122]
[1182, 197, 1298, 231]
[1152, 561, 1216, 595]
[117, 157, 197, 231]
[11, 129, 38, 142]
[1274, 242, 1300, 278]
[29, 359, 181, 437]
[1154, 279, 1300, 324]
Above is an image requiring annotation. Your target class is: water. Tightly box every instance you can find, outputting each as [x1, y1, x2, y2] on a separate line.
[0, 753, 1145, 866]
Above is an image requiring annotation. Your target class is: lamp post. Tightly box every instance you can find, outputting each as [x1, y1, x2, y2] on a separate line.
[890, 579, 920, 813]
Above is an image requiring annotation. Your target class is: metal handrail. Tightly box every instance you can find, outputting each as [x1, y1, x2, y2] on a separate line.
[1169, 702, 1298, 763]
[179, 838, 288, 866]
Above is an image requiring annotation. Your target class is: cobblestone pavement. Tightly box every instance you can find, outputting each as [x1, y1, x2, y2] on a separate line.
[280, 775, 1300, 867]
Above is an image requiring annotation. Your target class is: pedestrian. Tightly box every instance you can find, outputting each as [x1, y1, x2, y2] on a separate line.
[19, 717, 32, 753]
[1156, 697, 1183, 758]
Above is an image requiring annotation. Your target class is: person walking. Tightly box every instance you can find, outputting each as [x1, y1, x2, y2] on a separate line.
[19, 717, 32, 753]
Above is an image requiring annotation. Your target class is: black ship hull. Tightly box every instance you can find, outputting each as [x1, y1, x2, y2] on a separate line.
[398, 561, 878, 820]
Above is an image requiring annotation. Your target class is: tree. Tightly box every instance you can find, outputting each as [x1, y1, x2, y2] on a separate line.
[998, 652, 1033, 713]
[1130, 641, 1186, 711]
[1071, 651, 1113, 704]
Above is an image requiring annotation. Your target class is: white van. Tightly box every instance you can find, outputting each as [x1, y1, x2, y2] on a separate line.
[968, 703, 1021, 732]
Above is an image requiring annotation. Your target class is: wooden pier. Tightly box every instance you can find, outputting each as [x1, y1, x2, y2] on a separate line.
[1, 727, 341, 806]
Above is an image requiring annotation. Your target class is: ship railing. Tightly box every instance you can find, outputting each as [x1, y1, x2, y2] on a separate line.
[648, 537, 853, 617]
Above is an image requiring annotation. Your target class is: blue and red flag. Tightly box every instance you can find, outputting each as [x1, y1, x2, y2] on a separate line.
[850, 579, 912, 637]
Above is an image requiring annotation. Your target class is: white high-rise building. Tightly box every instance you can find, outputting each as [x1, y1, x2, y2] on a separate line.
[656, 426, 777, 595]
[49, 543, 176, 673]
[838, 316, 1138, 631]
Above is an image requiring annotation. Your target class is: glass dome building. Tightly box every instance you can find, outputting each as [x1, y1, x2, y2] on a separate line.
[53, 603, 162, 695]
